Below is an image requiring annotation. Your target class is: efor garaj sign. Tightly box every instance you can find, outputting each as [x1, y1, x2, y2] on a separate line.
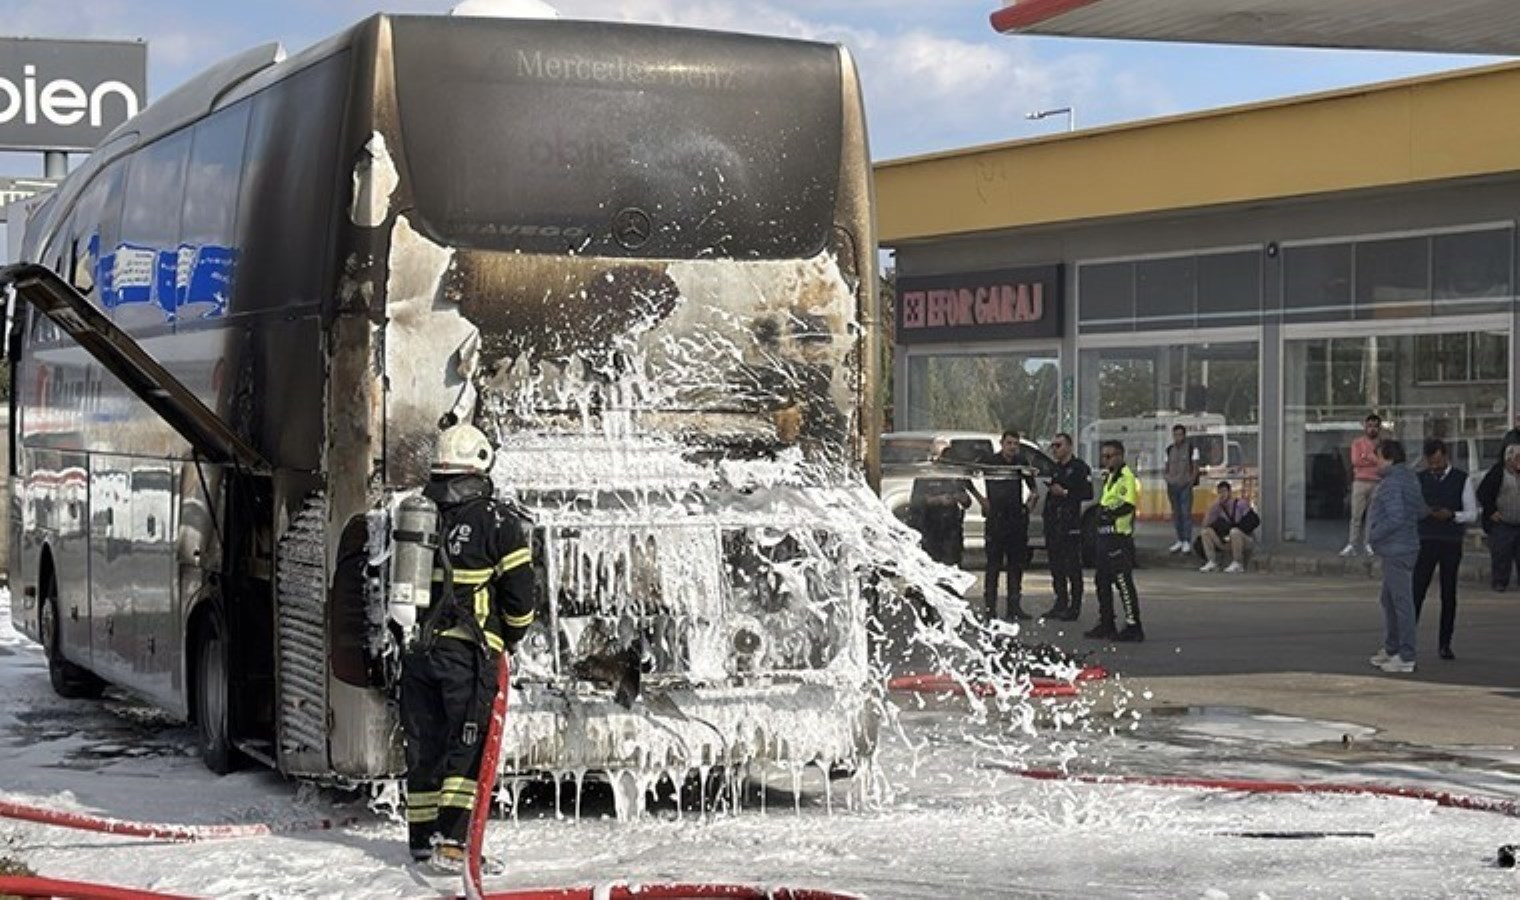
[896, 265, 1063, 344]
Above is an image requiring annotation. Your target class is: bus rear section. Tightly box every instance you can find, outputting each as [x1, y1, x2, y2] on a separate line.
[341, 16, 881, 784]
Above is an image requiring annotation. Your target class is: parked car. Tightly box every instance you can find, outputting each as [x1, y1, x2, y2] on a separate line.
[878, 431, 1056, 561]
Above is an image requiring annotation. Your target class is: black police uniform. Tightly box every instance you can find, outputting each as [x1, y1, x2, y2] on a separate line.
[909, 476, 973, 565]
[402, 473, 535, 861]
[1043, 455, 1093, 620]
[983, 450, 1036, 620]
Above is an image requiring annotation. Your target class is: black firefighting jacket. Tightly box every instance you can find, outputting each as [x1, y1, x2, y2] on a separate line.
[420, 474, 535, 653]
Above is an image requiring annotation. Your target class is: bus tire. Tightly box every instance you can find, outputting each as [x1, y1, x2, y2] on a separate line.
[194, 613, 240, 775]
[39, 571, 106, 700]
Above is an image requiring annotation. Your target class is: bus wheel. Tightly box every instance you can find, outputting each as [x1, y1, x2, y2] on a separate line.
[39, 573, 106, 700]
[195, 615, 239, 775]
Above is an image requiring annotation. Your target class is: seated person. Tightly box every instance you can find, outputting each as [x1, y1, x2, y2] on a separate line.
[1199, 481, 1259, 573]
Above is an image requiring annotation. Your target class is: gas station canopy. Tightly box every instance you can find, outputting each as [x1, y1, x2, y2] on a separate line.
[990, 0, 1520, 55]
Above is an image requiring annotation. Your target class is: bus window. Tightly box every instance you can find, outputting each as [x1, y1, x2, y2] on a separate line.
[236, 55, 346, 314]
[180, 101, 252, 323]
[119, 130, 192, 330]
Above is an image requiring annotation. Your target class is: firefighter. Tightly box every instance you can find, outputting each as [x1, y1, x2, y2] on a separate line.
[1085, 439, 1145, 643]
[402, 423, 535, 874]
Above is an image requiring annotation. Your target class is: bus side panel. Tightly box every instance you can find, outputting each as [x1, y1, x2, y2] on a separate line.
[131, 456, 183, 711]
[26, 448, 92, 669]
[322, 18, 402, 780]
[834, 46, 880, 490]
[86, 452, 136, 685]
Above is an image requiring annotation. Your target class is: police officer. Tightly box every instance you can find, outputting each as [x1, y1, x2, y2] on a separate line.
[908, 438, 974, 566]
[402, 424, 536, 873]
[1042, 432, 1092, 621]
[975, 430, 1038, 621]
[1086, 439, 1144, 642]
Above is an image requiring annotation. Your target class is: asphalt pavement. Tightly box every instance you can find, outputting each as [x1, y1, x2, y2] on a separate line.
[973, 560, 1520, 749]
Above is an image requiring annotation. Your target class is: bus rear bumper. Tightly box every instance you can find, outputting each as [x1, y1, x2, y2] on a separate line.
[499, 679, 877, 774]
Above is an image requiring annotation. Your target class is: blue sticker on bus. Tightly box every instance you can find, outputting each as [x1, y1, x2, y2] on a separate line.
[176, 243, 235, 319]
[106, 243, 158, 309]
[155, 249, 178, 320]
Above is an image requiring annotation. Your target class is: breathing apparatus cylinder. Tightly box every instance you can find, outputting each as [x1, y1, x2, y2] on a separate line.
[390, 495, 440, 643]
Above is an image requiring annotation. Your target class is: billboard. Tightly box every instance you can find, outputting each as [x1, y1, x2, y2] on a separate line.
[0, 37, 147, 152]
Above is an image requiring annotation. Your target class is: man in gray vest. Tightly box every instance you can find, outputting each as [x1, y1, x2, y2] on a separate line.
[1413, 439, 1476, 661]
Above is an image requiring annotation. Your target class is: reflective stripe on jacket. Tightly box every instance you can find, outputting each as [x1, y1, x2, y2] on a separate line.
[421, 474, 536, 652]
[1100, 465, 1140, 536]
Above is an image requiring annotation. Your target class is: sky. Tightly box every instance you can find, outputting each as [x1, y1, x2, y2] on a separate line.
[1, 0, 1503, 166]
[0, 0, 1503, 256]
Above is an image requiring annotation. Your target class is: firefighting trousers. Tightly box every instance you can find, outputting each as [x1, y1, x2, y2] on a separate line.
[401, 637, 500, 856]
[1094, 534, 1141, 628]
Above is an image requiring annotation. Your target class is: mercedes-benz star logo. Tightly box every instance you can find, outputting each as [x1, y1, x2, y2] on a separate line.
[612, 207, 652, 250]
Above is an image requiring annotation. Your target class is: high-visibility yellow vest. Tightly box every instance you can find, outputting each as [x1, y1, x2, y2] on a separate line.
[1100, 465, 1140, 536]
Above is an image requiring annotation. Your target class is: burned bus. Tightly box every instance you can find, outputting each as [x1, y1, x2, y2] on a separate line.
[3, 13, 881, 786]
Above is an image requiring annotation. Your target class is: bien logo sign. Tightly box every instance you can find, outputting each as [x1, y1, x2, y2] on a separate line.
[0, 37, 147, 152]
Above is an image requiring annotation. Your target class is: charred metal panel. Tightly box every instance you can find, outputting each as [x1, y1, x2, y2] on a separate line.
[390, 17, 841, 261]
[375, 236, 862, 488]
[321, 17, 405, 779]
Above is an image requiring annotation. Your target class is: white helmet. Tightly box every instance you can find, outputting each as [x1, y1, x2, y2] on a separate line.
[433, 424, 495, 475]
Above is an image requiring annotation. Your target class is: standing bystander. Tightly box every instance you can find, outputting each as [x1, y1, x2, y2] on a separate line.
[974, 430, 1038, 621]
[1085, 440, 1144, 642]
[1042, 432, 1092, 620]
[1367, 439, 1425, 674]
[1476, 443, 1520, 592]
[1342, 413, 1384, 557]
[1413, 439, 1476, 661]
[1164, 424, 1199, 554]
[1499, 414, 1520, 464]
[907, 439, 973, 567]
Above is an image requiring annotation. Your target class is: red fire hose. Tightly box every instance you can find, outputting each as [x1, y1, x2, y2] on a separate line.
[475, 887, 860, 899]
[1014, 768, 1520, 818]
[0, 876, 858, 900]
[0, 875, 192, 900]
[887, 664, 1109, 700]
[465, 651, 512, 899]
[0, 799, 356, 843]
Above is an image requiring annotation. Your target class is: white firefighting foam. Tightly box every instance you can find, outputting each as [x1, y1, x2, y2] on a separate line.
[374, 215, 1100, 819]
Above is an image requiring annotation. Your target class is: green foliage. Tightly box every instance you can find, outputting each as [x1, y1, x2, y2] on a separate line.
[912, 354, 1060, 438]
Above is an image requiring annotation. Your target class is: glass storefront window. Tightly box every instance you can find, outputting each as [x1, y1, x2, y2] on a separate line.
[1079, 250, 1262, 332]
[1283, 328, 1509, 547]
[904, 351, 1060, 439]
[1077, 341, 1261, 532]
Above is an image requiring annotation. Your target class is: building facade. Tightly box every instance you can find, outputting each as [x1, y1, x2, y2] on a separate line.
[878, 62, 1520, 550]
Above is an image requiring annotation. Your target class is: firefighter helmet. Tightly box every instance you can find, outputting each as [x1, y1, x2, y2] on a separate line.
[433, 424, 495, 475]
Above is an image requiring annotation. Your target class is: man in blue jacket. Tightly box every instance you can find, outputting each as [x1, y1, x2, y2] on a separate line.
[1367, 439, 1427, 674]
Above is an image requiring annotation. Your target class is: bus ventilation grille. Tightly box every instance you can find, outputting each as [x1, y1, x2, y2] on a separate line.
[275, 495, 329, 759]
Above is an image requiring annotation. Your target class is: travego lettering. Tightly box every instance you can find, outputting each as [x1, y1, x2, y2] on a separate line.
[460, 222, 589, 239]
[0, 65, 140, 128]
[901, 283, 1045, 329]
